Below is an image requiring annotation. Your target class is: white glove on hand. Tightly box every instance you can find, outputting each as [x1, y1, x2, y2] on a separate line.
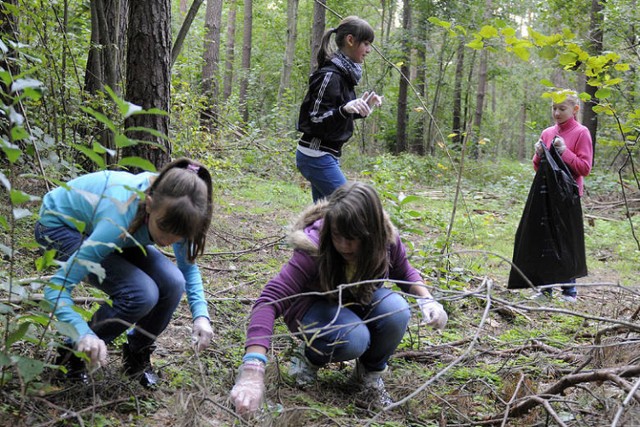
[417, 298, 448, 329]
[230, 361, 266, 416]
[534, 140, 544, 156]
[76, 334, 108, 368]
[192, 316, 214, 352]
[364, 91, 383, 108]
[342, 97, 372, 117]
[553, 136, 566, 155]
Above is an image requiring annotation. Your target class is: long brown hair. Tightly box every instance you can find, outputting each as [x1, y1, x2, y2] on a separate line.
[317, 182, 389, 304]
[128, 158, 213, 262]
[316, 16, 375, 70]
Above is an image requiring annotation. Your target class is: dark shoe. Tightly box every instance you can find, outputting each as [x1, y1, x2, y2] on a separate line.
[55, 346, 90, 384]
[122, 342, 159, 389]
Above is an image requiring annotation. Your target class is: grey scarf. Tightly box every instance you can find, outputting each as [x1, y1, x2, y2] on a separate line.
[331, 51, 362, 86]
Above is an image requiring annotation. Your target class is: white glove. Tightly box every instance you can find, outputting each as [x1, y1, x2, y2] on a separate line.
[342, 97, 372, 117]
[192, 316, 214, 352]
[230, 360, 266, 416]
[364, 91, 383, 108]
[417, 298, 448, 329]
[76, 334, 108, 368]
[553, 136, 566, 155]
[534, 140, 544, 156]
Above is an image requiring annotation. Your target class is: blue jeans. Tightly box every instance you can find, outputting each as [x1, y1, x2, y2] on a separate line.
[35, 222, 185, 351]
[542, 279, 577, 297]
[297, 287, 411, 372]
[296, 150, 347, 203]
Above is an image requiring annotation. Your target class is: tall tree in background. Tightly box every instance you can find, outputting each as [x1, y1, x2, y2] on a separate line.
[201, 0, 223, 130]
[223, 0, 237, 101]
[309, 0, 326, 72]
[583, 0, 604, 163]
[124, 0, 172, 167]
[171, 0, 204, 66]
[451, 38, 465, 147]
[471, 0, 492, 158]
[395, 0, 411, 153]
[278, 0, 299, 104]
[239, 0, 252, 123]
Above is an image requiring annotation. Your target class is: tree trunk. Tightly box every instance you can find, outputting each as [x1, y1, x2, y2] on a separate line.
[278, 0, 299, 104]
[239, 0, 252, 123]
[172, 0, 205, 66]
[201, 0, 222, 130]
[452, 39, 465, 147]
[472, 0, 492, 159]
[309, 0, 326, 72]
[222, 0, 237, 101]
[123, 0, 172, 168]
[395, 0, 411, 153]
[583, 0, 604, 165]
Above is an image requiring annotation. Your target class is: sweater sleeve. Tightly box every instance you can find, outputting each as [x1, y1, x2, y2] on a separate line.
[304, 72, 351, 133]
[560, 127, 592, 178]
[245, 250, 317, 350]
[174, 241, 209, 321]
[388, 235, 423, 293]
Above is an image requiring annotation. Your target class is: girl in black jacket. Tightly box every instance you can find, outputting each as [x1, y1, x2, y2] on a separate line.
[296, 16, 382, 202]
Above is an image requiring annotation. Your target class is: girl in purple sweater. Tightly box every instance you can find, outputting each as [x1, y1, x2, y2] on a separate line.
[230, 182, 448, 414]
[533, 89, 593, 301]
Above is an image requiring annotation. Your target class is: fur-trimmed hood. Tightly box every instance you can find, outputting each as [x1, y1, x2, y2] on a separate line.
[287, 199, 398, 254]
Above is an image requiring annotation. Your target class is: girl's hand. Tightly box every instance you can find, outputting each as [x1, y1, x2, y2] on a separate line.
[192, 316, 214, 352]
[553, 136, 566, 154]
[534, 140, 544, 156]
[230, 360, 266, 416]
[343, 97, 372, 117]
[76, 334, 108, 368]
[417, 298, 448, 329]
[364, 91, 383, 108]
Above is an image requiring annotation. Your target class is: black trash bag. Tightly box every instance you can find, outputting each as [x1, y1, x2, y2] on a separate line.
[508, 143, 587, 289]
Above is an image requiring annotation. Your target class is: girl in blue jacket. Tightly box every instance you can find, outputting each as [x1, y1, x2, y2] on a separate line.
[296, 16, 383, 202]
[35, 158, 214, 387]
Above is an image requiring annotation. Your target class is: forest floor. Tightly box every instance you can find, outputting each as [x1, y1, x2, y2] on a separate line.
[1, 163, 639, 427]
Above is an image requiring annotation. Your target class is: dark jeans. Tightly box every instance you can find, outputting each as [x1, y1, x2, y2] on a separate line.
[297, 287, 411, 372]
[35, 222, 185, 351]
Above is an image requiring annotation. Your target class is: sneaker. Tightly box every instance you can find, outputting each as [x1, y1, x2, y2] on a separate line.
[559, 294, 577, 303]
[288, 345, 320, 387]
[55, 346, 90, 384]
[351, 360, 393, 408]
[530, 291, 553, 301]
[122, 342, 159, 389]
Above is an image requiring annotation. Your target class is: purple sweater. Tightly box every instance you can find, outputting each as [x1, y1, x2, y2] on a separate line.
[533, 117, 593, 196]
[245, 219, 423, 350]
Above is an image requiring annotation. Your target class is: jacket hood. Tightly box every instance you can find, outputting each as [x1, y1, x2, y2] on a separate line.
[287, 199, 398, 254]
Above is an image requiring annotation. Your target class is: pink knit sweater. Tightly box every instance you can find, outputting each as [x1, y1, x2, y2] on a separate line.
[532, 117, 593, 196]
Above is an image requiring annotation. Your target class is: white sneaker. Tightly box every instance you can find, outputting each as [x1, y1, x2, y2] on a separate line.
[288, 346, 320, 387]
[530, 291, 552, 301]
[351, 360, 393, 407]
[559, 294, 577, 303]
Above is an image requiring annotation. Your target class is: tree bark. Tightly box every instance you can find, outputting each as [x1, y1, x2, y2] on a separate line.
[395, 0, 411, 153]
[452, 38, 465, 147]
[471, 0, 492, 159]
[239, 0, 253, 123]
[309, 0, 326, 72]
[171, 0, 205, 67]
[583, 0, 604, 166]
[278, 0, 299, 104]
[223, 0, 237, 101]
[124, 0, 172, 168]
[200, 0, 223, 130]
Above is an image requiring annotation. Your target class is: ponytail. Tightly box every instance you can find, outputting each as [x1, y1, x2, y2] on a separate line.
[315, 16, 374, 71]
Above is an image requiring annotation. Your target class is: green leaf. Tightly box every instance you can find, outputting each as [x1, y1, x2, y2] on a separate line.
[399, 195, 420, 206]
[7, 323, 30, 346]
[79, 106, 117, 132]
[10, 189, 33, 205]
[105, 86, 130, 117]
[427, 17, 451, 29]
[10, 78, 43, 93]
[466, 39, 484, 50]
[12, 355, 46, 383]
[0, 352, 10, 367]
[478, 25, 498, 39]
[501, 27, 515, 37]
[558, 52, 578, 67]
[540, 79, 554, 87]
[124, 126, 169, 140]
[10, 125, 29, 142]
[0, 303, 12, 314]
[513, 46, 530, 61]
[117, 157, 157, 172]
[595, 88, 611, 99]
[71, 143, 106, 169]
[539, 45, 556, 60]
[114, 133, 135, 148]
[53, 321, 79, 340]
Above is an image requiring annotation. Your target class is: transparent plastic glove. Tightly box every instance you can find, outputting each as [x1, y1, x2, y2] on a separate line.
[76, 334, 108, 368]
[417, 298, 448, 329]
[342, 97, 372, 117]
[553, 136, 566, 155]
[230, 361, 266, 416]
[192, 316, 214, 352]
[534, 140, 544, 156]
[364, 91, 384, 108]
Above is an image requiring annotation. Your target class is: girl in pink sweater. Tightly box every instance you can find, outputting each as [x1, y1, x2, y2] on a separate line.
[532, 89, 593, 301]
